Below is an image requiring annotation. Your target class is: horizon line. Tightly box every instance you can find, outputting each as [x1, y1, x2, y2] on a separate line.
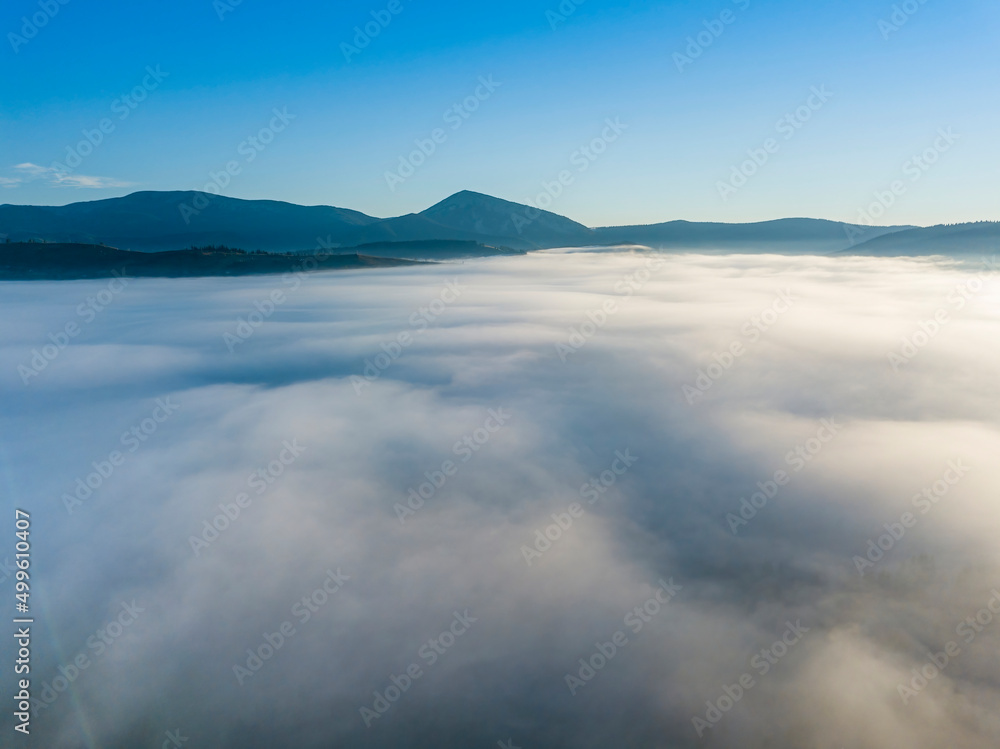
[5, 188, 999, 230]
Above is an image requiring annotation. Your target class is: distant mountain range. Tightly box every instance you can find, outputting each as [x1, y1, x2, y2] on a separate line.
[593, 218, 908, 253]
[1, 190, 995, 259]
[0, 190, 590, 253]
[0, 242, 420, 280]
[320, 239, 524, 261]
[837, 221, 1000, 256]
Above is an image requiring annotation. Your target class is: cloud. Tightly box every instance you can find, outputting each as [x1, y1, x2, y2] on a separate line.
[11, 162, 50, 177]
[8, 162, 134, 188]
[0, 251, 998, 748]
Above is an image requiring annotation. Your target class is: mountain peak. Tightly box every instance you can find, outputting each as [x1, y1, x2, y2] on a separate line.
[425, 190, 516, 210]
[418, 190, 593, 248]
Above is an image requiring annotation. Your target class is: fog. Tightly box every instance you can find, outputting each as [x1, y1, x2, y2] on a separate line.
[1, 249, 999, 748]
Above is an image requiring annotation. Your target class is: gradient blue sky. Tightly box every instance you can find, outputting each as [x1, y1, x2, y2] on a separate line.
[1, 0, 997, 226]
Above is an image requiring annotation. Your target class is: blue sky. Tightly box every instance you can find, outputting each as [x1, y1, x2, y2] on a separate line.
[0, 0, 997, 226]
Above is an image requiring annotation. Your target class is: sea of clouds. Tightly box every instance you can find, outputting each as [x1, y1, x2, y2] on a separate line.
[0, 248, 998, 748]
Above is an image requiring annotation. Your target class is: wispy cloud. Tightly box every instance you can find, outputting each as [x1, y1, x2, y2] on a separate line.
[6, 162, 134, 189]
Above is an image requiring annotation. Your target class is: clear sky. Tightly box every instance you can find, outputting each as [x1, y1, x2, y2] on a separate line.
[1, 0, 997, 226]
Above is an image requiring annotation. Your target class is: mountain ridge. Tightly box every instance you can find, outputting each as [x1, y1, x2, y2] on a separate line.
[840, 221, 1000, 256]
[0, 241, 422, 280]
[0, 189, 984, 255]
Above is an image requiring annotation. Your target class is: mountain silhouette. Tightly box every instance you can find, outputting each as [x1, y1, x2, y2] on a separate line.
[412, 190, 595, 247]
[842, 221, 1000, 256]
[0, 191, 379, 252]
[0, 241, 421, 280]
[0, 190, 594, 252]
[594, 218, 910, 252]
[0, 189, 970, 256]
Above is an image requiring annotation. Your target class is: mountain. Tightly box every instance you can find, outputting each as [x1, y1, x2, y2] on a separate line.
[0, 242, 421, 280]
[842, 222, 1000, 256]
[0, 191, 383, 253]
[323, 239, 524, 261]
[1, 189, 980, 257]
[410, 190, 595, 248]
[0, 189, 591, 252]
[594, 218, 911, 253]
